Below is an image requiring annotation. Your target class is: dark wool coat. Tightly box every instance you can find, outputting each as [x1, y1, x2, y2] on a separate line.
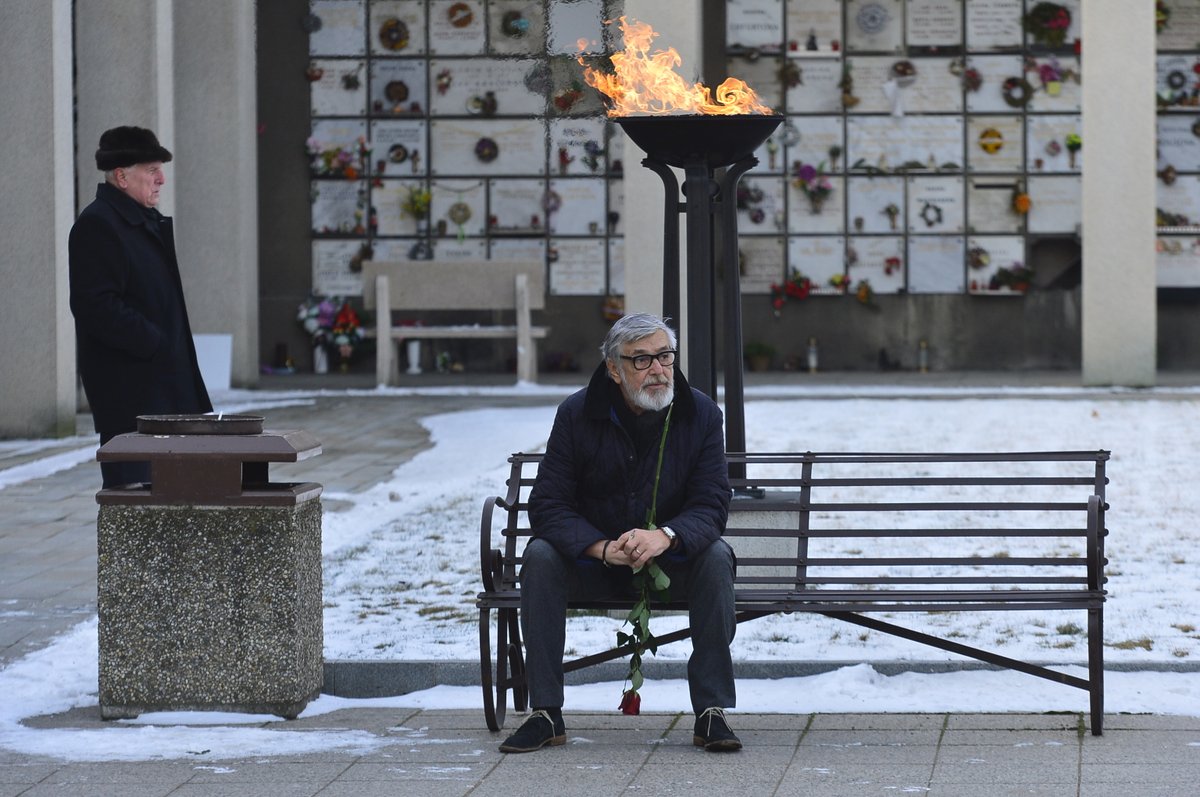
[69, 183, 211, 437]
[528, 362, 730, 561]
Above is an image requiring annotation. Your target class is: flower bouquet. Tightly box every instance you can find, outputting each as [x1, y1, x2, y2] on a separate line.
[297, 295, 368, 370]
[770, 271, 813, 315]
[1023, 3, 1072, 48]
[791, 161, 833, 214]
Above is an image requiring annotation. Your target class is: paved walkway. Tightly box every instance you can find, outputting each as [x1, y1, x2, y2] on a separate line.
[1, 372, 1199, 794]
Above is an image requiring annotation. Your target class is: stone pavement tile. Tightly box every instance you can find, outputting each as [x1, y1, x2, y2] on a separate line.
[185, 760, 349, 785]
[168, 784, 328, 797]
[809, 712, 948, 731]
[943, 729, 1080, 746]
[1080, 729, 1200, 763]
[776, 762, 935, 796]
[319, 779, 475, 797]
[796, 736, 938, 766]
[652, 728, 801, 762]
[1101, 713, 1200, 730]
[363, 730, 500, 765]
[333, 760, 490, 794]
[473, 757, 636, 797]
[944, 712, 1083, 732]
[800, 727, 944, 748]
[931, 753, 1079, 785]
[1081, 762, 1200, 785]
[0, 762, 57, 783]
[39, 761, 199, 785]
[1081, 787, 1196, 797]
[629, 760, 790, 796]
[15, 784, 175, 797]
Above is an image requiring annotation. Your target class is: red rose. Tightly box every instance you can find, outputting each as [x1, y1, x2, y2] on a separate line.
[619, 690, 641, 715]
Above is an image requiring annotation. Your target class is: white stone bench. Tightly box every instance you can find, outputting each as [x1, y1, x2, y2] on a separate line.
[361, 260, 548, 384]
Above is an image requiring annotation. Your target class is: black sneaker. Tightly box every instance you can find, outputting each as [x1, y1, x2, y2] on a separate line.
[498, 709, 566, 753]
[693, 707, 742, 752]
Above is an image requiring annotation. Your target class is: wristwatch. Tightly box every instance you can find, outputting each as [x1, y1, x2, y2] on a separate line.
[660, 526, 678, 549]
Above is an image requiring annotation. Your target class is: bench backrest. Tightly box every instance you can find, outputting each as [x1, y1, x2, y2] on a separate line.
[486, 451, 1110, 600]
[362, 260, 546, 311]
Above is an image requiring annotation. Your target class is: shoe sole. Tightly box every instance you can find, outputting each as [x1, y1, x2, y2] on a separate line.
[499, 734, 566, 753]
[693, 735, 743, 751]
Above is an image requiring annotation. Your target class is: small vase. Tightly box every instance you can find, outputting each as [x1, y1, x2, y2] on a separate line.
[313, 346, 329, 374]
[808, 196, 825, 215]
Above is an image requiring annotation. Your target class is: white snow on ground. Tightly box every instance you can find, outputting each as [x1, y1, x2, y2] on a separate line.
[2, 386, 1199, 761]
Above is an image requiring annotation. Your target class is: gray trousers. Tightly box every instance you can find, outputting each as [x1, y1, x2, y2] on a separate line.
[519, 537, 737, 715]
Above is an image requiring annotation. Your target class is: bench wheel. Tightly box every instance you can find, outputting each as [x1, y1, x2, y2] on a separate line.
[480, 607, 527, 731]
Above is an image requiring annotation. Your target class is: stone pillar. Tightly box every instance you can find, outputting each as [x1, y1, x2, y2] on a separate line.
[0, 0, 76, 438]
[171, 0, 260, 387]
[1081, 0, 1156, 386]
[621, 0, 703, 370]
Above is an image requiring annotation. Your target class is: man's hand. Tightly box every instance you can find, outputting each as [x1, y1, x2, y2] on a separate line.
[615, 527, 671, 570]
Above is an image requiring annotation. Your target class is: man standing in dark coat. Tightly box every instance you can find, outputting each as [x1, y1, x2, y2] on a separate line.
[69, 126, 212, 488]
[500, 313, 740, 754]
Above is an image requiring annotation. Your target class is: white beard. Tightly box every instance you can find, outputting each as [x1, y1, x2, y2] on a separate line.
[627, 375, 674, 413]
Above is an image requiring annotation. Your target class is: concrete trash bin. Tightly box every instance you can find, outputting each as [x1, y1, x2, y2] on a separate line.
[95, 413, 323, 720]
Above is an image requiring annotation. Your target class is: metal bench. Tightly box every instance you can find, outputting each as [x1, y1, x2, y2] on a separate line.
[477, 450, 1110, 734]
[361, 260, 548, 384]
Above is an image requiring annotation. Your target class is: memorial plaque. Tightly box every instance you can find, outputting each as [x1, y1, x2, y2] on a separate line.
[431, 178, 486, 238]
[608, 238, 625, 295]
[741, 236, 788, 294]
[369, 60, 427, 117]
[1025, 114, 1081, 174]
[429, 58, 544, 116]
[429, 0, 486, 55]
[311, 179, 367, 235]
[965, 234, 1025, 292]
[434, 239, 489, 260]
[966, 115, 1024, 173]
[908, 176, 965, 234]
[846, 175, 905, 233]
[1156, 238, 1200, 287]
[965, 0, 1023, 51]
[608, 180, 624, 235]
[430, 119, 545, 176]
[788, 174, 844, 233]
[1157, 0, 1200, 51]
[907, 0, 963, 49]
[310, 58, 368, 116]
[784, 115, 844, 173]
[549, 238, 606, 295]
[489, 178, 546, 231]
[1158, 114, 1200, 172]
[312, 239, 366, 296]
[846, 235, 905, 293]
[309, 119, 368, 176]
[373, 179, 427, 236]
[739, 176, 789, 234]
[550, 118, 608, 176]
[548, 0, 603, 55]
[787, 235, 846, 291]
[907, 235, 965, 293]
[371, 238, 423, 262]
[548, 178, 606, 235]
[488, 0, 545, 55]
[967, 177, 1023, 233]
[844, 57, 962, 114]
[845, 0, 904, 53]
[369, 0, 426, 55]
[490, 237, 545, 263]
[784, 58, 845, 113]
[725, 55, 785, 110]
[369, 119, 426, 177]
[727, 0, 785, 52]
[1026, 57, 1081, 112]
[309, 0, 366, 56]
[1156, 54, 1200, 111]
[1157, 175, 1200, 227]
[905, 58, 966, 113]
[964, 54, 1025, 113]
[847, 115, 963, 173]
[784, 0, 841, 55]
[1026, 175, 1081, 234]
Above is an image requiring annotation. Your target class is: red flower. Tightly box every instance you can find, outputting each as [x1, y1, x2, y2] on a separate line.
[619, 690, 641, 715]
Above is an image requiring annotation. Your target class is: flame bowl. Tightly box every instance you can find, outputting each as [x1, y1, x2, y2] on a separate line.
[616, 114, 783, 169]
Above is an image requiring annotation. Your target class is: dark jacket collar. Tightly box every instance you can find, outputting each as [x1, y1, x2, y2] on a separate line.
[96, 182, 166, 228]
[582, 360, 697, 421]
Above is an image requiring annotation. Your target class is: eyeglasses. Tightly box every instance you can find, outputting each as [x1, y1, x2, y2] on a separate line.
[620, 350, 677, 370]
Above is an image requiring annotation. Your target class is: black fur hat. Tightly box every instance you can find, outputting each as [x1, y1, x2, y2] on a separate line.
[95, 126, 173, 170]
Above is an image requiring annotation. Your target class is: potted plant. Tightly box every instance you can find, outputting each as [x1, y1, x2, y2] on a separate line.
[744, 341, 776, 372]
